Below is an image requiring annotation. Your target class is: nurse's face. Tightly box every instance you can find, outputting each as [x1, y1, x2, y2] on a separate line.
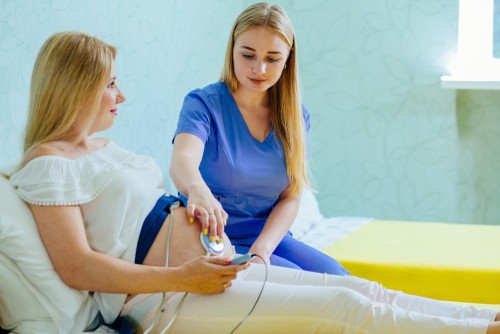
[232, 26, 289, 94]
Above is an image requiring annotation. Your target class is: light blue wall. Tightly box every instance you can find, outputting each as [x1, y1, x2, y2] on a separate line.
[298, 1, 500, 225]
[0, 0, 243, 192]
[1, 0, 500, 224]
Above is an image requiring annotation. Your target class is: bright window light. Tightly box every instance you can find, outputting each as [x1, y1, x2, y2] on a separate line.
[442, 0, 500, 88]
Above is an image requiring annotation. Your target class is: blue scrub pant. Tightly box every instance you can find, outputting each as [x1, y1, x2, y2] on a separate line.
[232, 231, 350, 276]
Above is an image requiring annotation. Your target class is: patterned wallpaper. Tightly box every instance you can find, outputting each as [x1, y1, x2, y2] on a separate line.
[1, 0, 500, 224]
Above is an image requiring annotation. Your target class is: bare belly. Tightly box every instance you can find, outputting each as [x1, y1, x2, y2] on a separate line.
[125, 207, 233, 303]
[142, 206, 233, 267]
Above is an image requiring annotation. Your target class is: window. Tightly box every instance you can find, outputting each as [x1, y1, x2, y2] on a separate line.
[441, 0, 500, 89]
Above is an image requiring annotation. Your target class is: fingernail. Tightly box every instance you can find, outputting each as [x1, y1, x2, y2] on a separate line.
[217, 237, 223, 244]
[203, 229, 208, 235]
[189, 217, 194, 223]
[223, 220, 227, 226]
[210, 235, 216, 242]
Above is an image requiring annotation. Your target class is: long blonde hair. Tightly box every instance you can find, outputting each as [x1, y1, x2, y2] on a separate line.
[22, 31, 116, 164]
[220, 2, 309, 195]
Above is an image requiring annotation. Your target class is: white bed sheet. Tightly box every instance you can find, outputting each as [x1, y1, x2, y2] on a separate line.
[290, 189, 372, 249]
[292, 216, 372, 250]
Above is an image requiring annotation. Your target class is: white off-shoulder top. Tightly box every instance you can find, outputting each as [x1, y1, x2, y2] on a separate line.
[10, 141, 166, 324]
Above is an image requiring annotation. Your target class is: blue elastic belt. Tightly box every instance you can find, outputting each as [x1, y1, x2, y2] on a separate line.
[135, 194, 184, 264]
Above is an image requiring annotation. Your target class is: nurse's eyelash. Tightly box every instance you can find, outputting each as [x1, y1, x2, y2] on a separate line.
[242, 53, 255, 59]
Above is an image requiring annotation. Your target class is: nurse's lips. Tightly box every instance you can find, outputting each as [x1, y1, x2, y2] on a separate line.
[249, 77, 266, 84]
[110, 109, 117, 115]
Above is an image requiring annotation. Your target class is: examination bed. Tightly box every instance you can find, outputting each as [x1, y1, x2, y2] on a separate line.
[292, 190, 500, 308]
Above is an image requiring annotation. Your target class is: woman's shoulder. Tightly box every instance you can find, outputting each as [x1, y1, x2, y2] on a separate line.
[25, 142, 67, 163]
[186, 81, 229, 100]
[26, 138, 110, 163]
[9, 138, 147, 205]
[181, 82, 231, 118]
[15, 138, 118, 185]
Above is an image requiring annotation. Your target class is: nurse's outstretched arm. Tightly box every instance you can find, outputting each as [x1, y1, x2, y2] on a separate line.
[249, 184, 301, 264]
[170, 132, 227, 241]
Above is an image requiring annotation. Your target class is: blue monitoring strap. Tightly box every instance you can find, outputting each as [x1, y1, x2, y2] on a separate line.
[136, 195, 183, 264]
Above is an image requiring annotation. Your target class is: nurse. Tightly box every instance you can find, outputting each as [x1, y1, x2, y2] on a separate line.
[170, 2, 348, 275]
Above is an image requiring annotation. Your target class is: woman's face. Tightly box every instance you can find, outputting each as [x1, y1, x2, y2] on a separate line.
[232, 26, 290, 94]
[92, 61, 126, 133]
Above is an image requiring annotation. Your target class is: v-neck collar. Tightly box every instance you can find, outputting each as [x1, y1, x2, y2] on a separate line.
[223, 83, 273, 144]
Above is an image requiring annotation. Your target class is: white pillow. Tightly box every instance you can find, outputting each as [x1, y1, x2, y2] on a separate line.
[0, 252, 57, 333]
[0, 171, 98, 333]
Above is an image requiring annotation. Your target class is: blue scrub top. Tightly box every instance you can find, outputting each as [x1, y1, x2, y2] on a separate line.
[173, 81, 310, 239]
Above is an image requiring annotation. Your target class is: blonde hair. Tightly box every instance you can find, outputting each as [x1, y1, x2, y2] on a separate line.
[22, 31, 116, 164]
[220, 2, 309, 195]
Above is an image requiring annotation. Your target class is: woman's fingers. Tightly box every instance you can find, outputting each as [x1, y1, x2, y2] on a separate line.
[207, 210, 217, 242]
[181, 256, 249, 294]
[187, 203, 196, 224]
[210, 209, 225, 243]
[204, 207, 224, 242]
[214, 206, 230, 241]
[222, 210, 228, 226]
[186, 197, 228, 242]
[188, 205, 210, 237]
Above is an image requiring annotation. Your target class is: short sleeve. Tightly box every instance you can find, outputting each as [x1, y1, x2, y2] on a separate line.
[173, 89, 213, 144]
[10, 157, 114, 206]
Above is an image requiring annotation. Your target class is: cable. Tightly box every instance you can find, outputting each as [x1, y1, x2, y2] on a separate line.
[230, 254, 268, 334]
[145, 203, 212, 333]
[144, 201, 183, 334]
[158, 292, 188, 334]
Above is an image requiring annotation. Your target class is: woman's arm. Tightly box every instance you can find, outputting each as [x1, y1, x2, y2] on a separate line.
[29, 204, 244, 295]
[170, 133, 227, 240]
[248, 185, 301, 264]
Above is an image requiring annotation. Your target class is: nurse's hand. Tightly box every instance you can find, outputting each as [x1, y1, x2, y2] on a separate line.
[248, 246, 271, 265]
[186, 185, 228, 242]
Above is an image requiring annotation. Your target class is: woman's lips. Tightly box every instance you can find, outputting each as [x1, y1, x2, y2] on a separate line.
[249, 78, 266, 85]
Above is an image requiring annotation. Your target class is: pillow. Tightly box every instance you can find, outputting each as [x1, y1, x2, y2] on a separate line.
[0, 170, 98, 333]
[0, 252, 57, 333]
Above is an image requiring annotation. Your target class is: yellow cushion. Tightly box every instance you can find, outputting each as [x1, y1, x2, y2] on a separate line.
[322, 220, 500, 304]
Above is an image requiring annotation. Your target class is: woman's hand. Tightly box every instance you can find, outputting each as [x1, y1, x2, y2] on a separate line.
[186, 185, 228, 243]
[248, 247, 271, 266]
[246, 186, 301, 267]
[175, 256, 249, 294]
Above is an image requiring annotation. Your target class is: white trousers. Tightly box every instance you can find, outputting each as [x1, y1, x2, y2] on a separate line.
[121, 264, 496, 334]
